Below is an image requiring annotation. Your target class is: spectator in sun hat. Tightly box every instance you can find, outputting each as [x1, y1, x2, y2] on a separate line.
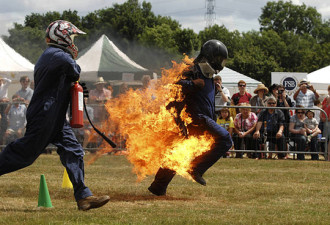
[293, 79, 319, 108]
[304, 110, 321, 144]
[89, 77, 112, 101]
[89, 77, 112, 123]
[231, 80, 252, 114]
[250, 83, 268, 115]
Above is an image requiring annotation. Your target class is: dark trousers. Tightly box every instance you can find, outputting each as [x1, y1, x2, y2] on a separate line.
[233, 133, 257, 158]
[149, 115, 232, 193]
[264, 133, 286, 159]
[0, 121, 93, 201]
[291, 134, 318, 160]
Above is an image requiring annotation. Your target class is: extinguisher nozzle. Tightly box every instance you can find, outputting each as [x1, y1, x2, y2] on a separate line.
[97, 131, 117, 148]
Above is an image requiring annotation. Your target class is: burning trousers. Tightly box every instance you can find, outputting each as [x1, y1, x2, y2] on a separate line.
[149, 115, 232, 195]
[0, 120, 93, 201]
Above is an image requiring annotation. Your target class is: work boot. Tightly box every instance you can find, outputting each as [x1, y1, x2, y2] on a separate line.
[148, 185, 166, 196]
[77, 195, 110, 211]
[189, 170, 206, 186]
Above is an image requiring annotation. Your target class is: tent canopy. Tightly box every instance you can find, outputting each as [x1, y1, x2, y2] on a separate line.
[215, 67, 261, 95]
[307, 65, 330, 91]
[77, 34, 148, 82]
[0, 38, 34, 81]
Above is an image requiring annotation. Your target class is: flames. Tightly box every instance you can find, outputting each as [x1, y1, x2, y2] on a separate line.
[89, 56, 214, 181]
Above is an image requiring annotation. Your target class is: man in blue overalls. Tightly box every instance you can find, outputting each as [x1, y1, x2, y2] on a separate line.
[148, 40, 233, 196]
[0, 20, 110, 210]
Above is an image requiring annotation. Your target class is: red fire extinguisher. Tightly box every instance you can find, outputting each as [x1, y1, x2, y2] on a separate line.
[70, 81, 84, 128]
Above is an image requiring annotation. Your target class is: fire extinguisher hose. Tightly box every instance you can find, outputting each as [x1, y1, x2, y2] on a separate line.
[83, 99, 117, 148]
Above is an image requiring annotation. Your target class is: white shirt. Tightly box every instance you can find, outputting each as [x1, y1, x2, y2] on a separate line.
[0, 78, 12, 99]
[215, 86, 230, 106]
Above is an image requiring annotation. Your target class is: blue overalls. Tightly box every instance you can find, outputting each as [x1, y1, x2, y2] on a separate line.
[0, 47, 92, 201]
[149, 65, 233, 193]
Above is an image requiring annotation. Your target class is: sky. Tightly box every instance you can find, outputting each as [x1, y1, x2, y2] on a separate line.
[0, 0, 329, 37]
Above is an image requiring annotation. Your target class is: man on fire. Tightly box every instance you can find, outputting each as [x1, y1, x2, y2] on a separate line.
[0, 20, 110, 210]
[148, 40, 233, 196]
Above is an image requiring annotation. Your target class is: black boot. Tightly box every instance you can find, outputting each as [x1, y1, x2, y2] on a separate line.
[148, 168, 176, 196]
[188, 170, 206, 186]
[148, 184, 166, 196]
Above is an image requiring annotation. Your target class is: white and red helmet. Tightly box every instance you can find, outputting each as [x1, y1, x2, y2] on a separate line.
[45, 20, 86, 59]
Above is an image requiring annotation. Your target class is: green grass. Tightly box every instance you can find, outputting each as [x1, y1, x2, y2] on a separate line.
[0, 154, 329, 225]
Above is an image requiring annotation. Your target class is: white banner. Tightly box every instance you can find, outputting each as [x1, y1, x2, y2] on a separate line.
[271, 72, 307, 100]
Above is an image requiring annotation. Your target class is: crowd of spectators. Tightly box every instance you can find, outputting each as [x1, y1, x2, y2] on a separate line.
[215, 77, 330, 160]
[1, 74, 329, 160]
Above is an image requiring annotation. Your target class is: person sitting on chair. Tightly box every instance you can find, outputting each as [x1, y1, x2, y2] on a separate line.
[253, 96, 286, 159]
[232, 103, 258, 158]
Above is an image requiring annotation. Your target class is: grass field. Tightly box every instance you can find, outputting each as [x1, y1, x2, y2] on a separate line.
[0, 153, 329, 225]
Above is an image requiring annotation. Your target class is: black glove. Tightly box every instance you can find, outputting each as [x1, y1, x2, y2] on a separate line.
[79, 82, 89, 98]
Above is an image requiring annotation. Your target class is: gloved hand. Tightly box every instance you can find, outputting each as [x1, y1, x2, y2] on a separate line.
[79, 82, 89, 98]
[192, 78, 205, 89]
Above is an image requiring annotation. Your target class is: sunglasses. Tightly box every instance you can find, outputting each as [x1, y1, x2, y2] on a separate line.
[268, 102, 276, 105]
[296, 112, 304, 114]
[238, 84, 246, 87]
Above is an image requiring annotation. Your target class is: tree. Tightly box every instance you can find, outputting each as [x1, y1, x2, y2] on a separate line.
[174, 28, 199, 55]
[97, 0, 156, 41]
[6, 24, 45, 63]
[231, 45, 281, 85]
[198, 24, 243, 59]
[259, 1, 323, 38]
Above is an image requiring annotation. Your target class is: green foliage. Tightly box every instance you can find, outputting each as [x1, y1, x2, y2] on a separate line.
[6, 23, 45, 63]
[259, 1, 322, 38]
[198, 24, 243, 59]
[2, 0, 329, 86]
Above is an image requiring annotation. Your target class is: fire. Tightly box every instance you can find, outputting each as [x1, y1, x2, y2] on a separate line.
[88, 55, 215, 181]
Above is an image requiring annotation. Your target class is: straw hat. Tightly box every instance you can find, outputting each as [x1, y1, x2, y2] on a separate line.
[94, 77, 107, 85]
[298, 78, 310, 87]
[253, 83, 269, 94]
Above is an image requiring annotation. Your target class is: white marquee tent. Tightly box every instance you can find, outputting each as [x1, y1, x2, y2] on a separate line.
[216, 67, 261, 95]
[0, 38, 34, 81]
[77, 34, 148, 82]
[307, 65, 330, 91]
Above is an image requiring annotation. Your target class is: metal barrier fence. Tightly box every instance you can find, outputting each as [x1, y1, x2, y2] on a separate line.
[0, 102, 126, 153]
[215, 104, 329, 161]
[0, 102, 329, 161]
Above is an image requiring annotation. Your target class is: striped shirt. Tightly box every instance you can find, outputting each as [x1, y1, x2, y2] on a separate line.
[295, 90, 315, 108]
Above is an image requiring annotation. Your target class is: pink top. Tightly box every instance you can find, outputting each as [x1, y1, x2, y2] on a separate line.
[234, 112, 258, 131]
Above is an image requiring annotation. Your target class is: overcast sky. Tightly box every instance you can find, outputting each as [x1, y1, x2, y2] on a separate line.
[0, 0, 329, 37]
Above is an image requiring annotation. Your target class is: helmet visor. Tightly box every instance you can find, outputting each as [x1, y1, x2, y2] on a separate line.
[209, 56, 227, 71]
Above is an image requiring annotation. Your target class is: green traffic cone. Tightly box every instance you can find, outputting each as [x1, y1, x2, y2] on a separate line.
[38, 174, 53, 208]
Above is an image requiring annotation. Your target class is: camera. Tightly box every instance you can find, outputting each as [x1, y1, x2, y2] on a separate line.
[278, 90, 283, 95]
[307, 85, 311, 89]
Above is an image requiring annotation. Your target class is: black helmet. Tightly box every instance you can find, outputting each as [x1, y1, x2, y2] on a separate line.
[195, 40, 228, 71]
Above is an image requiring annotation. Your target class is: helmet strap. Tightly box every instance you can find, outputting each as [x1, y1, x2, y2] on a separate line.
[198, 62, 219, 78]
